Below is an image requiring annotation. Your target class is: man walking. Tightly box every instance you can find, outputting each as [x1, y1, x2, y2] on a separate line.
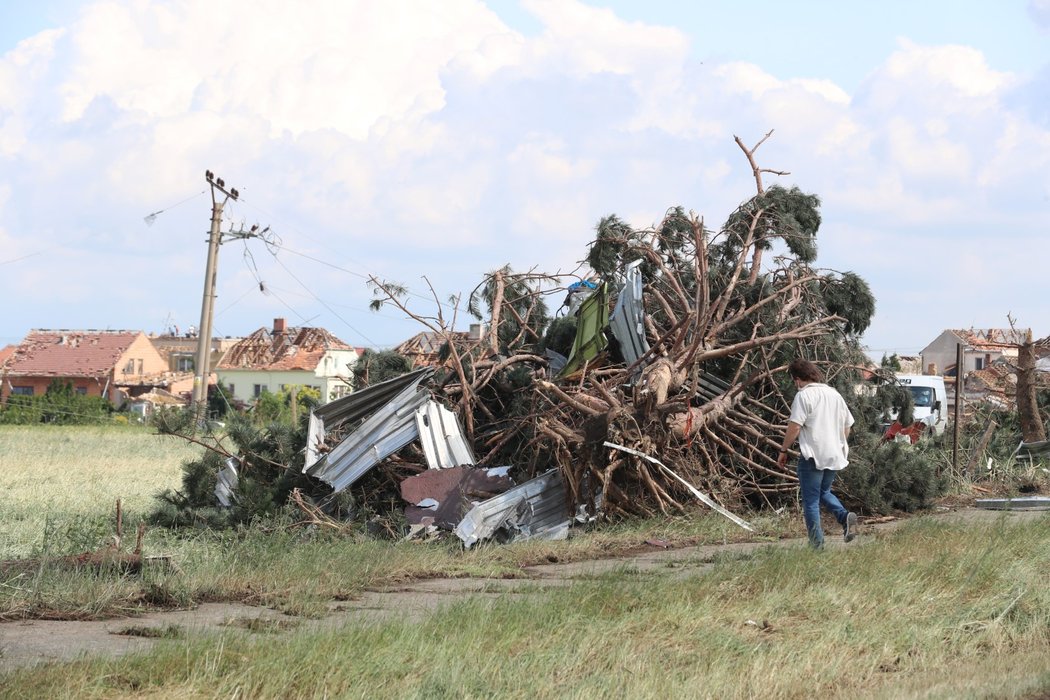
[777, 358, 858, 548]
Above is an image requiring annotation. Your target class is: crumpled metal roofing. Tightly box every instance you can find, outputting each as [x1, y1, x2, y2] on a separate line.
[304, 368, 433, 492]
[304, 368, 433, 471]
[215, 457, 239, 507]
[415, 401, 476, 469]
[454, 469, 570, 548]
[609, 260, 650, 368]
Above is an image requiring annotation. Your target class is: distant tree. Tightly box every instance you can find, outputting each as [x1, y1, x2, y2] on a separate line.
[881, 353, 902, 372]
[352, 349, 413, 388]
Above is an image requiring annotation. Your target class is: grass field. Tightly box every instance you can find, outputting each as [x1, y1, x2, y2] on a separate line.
[0, 425, 196, 558]
[2, 517, 1049, 698]
[2, 426, 1048, 698]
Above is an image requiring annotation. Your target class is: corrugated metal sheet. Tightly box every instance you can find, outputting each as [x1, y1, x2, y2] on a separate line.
[415, 400, 476, 469]
[215, 457, 239, 507]
[304, 371, 433, 492]
[609, 260, 650, 368]
[305, 368, 433, 471]
[975, 496, 1050, 511]
[454, 469, 570, 548]
[559, 283, 609, 377]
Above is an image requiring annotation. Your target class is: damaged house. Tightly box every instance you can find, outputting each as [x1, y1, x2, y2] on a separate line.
[0, 329, 191, 406]
[215, 318, 360, 404]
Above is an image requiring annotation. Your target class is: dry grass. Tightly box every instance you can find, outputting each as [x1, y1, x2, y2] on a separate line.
[2, 516, 1048, 699]
[0, 425, 195, 558]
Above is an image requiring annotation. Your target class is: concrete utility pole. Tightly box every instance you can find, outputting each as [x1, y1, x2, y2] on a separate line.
[192, 171, 240, 423]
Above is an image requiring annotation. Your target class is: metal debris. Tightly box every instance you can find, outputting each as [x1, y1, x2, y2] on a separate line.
[415, 400, 476, 469]
[401, 465, 515, 528]
[609, 260, 650, 368]
[975, 496, 1050, 511]
[305, 368, 433, 471]
[304, 370, 434, 492]
[454, 469, 571, 548]
[215, 457, 239, 507]
[559, 283, 609, 377]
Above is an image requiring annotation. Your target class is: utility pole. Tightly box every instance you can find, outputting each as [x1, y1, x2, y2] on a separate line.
[192, 171, 240, 423]
[951, 342, 964, 475]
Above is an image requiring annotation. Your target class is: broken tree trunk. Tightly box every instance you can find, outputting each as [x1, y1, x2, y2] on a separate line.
[1016, 330, 1047, 444]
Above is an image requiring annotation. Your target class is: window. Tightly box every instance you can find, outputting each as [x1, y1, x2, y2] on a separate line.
[974, 357, 984, 370]
[907, 386, 934, 408]
[75, 387, 88, 395]
[124, 359, 135, 374]
[137, 359, 144, 374]
[253, 384, 264, 398]
[11, 386, 33, 396]
[176, 356, 194, 372]
[227, 384, 234, 397]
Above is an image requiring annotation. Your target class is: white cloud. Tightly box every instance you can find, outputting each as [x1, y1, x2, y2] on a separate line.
[58, 0, 513, 138]
[0, 1, 1048, 351]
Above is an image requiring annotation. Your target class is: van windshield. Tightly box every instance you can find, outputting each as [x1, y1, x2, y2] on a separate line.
[908, 386, 935, 408]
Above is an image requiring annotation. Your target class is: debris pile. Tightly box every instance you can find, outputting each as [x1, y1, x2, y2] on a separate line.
[204, 134, 893, 536]
[365, 136, 878, 522]
[292, 368, 580, 546]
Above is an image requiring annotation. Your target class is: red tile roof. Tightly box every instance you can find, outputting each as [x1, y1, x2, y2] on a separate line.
[4, 330, 141, 377]
[217, 326, 351, 371]
[0, 345, 15, 369]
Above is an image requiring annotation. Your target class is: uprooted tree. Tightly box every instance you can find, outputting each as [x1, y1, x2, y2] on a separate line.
[367, 132, 939, 518]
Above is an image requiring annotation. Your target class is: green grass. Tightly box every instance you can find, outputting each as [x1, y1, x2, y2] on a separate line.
[0, 425, 795, 621]
[0, 425, 196, 558]
[2, 516, 1048, 699]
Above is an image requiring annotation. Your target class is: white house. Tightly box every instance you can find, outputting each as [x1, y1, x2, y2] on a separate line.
[920, 328, 1028, 378]
[215, 318, 360, 403]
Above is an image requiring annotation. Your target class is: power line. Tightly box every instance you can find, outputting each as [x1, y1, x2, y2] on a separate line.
[143, 189, 207, 226]
[268, 250, 379, 347]
[0, 252, 43, 266]
[234, 193, 461, 312]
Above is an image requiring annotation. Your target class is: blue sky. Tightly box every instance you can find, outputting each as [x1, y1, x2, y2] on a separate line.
[1, 0, 1048, 356]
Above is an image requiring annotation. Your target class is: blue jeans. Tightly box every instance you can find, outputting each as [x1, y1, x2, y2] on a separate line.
[796, 457, 848, 548]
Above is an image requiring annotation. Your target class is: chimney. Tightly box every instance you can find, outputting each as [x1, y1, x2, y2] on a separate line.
[927, 363, 937, 376]
[273, 318, 287, 336]
[469, 323, 486, 340]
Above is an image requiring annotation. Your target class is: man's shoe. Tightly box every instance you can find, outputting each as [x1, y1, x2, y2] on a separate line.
[844, 512, 858, 543]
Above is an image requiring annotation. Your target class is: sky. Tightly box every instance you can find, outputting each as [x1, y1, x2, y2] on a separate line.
[1, 0, 1048, 356]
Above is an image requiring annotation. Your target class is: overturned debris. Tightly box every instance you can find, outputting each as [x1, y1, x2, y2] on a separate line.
[215, 457, 239, 508]
[401, 465, 513, 529]
[304, 368, 434, 491]
[455, 469, 572, 549]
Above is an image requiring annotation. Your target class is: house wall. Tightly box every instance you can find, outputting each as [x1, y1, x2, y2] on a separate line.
[217, 369, 324, 403]
[111, 335, 170, 402]
[921, 330, 1005, 376]
[2, 375, 107, 400]
[217, 350, 358, 403]
[149, 335, 240, 372]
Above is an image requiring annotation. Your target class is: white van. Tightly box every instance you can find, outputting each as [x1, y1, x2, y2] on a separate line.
[893, 374, 949, 437]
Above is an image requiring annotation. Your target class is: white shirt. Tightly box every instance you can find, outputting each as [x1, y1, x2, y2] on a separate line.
[788, 383, 855, 470]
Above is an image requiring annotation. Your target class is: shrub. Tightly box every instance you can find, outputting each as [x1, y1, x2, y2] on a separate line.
[839, 435, 948, 514]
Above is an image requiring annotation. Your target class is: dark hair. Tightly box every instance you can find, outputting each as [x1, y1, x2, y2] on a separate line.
[788, 358, 823, 383]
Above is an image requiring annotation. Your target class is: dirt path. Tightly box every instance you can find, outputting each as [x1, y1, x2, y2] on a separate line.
[0, 508, 1043, 674]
